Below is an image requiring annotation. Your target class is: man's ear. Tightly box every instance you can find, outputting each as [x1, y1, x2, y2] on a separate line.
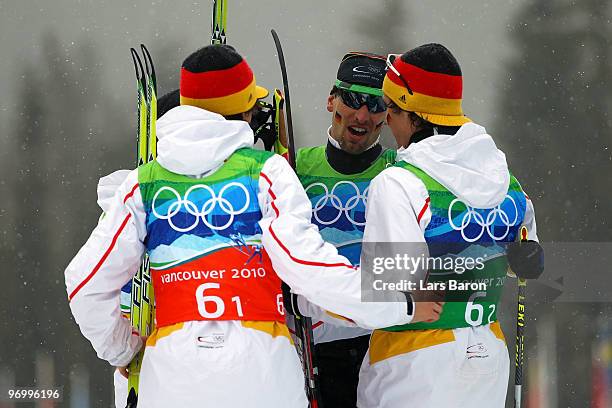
[327, 95, 335, 113]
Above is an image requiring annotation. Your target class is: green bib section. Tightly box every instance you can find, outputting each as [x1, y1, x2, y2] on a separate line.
[296, 145, 396, 265]
[138, 147, 274, 264]
[384, 162, 527, 330]
[139, 147, 274, 191]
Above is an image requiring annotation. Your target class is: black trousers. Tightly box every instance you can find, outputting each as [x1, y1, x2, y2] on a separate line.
[315, 334, 371, 408]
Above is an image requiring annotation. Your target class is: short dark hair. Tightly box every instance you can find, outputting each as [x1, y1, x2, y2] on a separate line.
[387, 99, 459, 135]
[408, 112, 435, 132]
[223, 102, 260, 121]
[157, 89, 180, 119]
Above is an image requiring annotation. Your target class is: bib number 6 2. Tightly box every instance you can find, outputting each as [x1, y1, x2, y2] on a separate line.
[464, 291, 495, 326]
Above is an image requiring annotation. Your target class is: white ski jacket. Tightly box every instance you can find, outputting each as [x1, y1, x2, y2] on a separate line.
[65, 105, 411, 407]
[299, 123, 537, 330]
[364, 122, 537, 244]
[357, 122, 538, 408]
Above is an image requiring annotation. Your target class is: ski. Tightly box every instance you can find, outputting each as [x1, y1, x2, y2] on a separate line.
[131, 48, 148, 167]
[211, 0, 227, 45]
[142, 44, 157, 162]
[126, 0, 225, 400]
[126, 44, 157, 408]
[270, 30, 297, 167]
[271, 28, 322, 408]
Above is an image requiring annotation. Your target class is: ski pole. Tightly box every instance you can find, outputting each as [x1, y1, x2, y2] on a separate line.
[514, 226, 528, 408]
[271, 28, 322, 408]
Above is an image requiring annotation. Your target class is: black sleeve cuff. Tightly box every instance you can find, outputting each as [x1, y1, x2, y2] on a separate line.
[402, 292, 414, 316]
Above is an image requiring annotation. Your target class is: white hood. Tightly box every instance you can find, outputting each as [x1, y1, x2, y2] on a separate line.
[397, 122, 510, 208]
[156, 105, 254, 177]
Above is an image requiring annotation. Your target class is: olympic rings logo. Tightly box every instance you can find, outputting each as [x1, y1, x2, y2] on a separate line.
[304, 181, 369, 227]
[448, 195, 519, 242]
[151, 183, 250, 232]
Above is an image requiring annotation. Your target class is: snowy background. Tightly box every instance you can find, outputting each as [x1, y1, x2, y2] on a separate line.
[1, 0, 611, 406]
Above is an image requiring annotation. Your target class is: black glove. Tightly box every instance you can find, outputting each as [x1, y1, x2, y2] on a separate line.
[250, 102, 277, 151]
[507, 240, 544, 279]
[254, 123, 277, 151]
[281, 282, 303, 317]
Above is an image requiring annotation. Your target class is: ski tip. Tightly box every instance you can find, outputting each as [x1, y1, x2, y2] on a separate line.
[130, 47, 139, 63]
[130, 48, 144, 80]
[140, 44, 152, 63]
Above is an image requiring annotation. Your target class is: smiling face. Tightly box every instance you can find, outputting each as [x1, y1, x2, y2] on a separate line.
[327, 92, 386, 154]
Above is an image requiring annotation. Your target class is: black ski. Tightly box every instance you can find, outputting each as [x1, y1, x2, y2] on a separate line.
[126, 44, 157, 408]
[271, 28, 322, 408]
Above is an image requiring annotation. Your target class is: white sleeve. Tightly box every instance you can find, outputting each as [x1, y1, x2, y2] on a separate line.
[363, 167, 430, 243]
[97, 169, 132, 213]
[295, 296, 366, 328]
[296, 168, 432, 327]
[258, 155, 412, 329]
[65, 169, 146, 367]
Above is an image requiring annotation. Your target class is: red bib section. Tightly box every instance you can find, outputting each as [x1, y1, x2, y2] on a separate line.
[152, 246, 285, 327]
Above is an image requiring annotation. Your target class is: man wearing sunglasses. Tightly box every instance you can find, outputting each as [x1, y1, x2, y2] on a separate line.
[293, 52, 396, 407]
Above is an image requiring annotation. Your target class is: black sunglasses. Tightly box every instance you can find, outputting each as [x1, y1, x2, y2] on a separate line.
[338, 89, 387, 113]
[386, 54, 414, 96]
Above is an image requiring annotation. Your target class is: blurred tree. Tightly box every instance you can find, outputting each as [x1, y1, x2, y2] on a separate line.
[2, 31, 135, 405]
[351, 0, 410, 55]
[495, 0, 612, 406]
[2, 63, 45, 388]
[495, 0, 612, 242]
[350, 0, 411, 148]
[2, 31, 194, 406]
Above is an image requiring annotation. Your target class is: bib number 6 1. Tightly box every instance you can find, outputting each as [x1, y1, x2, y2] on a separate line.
[195, 283, 285, 319]
[196, 283, 243, 319]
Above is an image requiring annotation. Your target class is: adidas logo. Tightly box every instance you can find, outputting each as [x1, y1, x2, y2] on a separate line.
[399, 94, 407, 103]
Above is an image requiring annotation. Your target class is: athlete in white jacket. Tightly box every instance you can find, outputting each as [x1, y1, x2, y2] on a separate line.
[65, 45, 416, 407]
[354, 44, 539, 408]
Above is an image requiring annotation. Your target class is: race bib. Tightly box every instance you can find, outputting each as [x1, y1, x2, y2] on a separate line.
[152, 247, 285, 327]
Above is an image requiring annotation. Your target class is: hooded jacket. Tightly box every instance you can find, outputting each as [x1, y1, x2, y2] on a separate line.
[364, 122, 537, 244]
[302, 122, 538, 330]
[64, 105, 412, 406]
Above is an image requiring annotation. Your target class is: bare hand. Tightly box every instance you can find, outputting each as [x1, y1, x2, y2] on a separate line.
[116, 366, 128, 379]
[412, 301, 445, 323]
[115, 335, 148, 379]
[411, 289, 445, 323]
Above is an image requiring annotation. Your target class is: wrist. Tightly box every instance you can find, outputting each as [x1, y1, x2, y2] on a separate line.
[402, 292, 414, 316]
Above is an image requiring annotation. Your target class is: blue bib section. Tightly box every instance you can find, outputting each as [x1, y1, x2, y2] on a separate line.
[296, 146, 396, 265]
[137, 150, 271, 269]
